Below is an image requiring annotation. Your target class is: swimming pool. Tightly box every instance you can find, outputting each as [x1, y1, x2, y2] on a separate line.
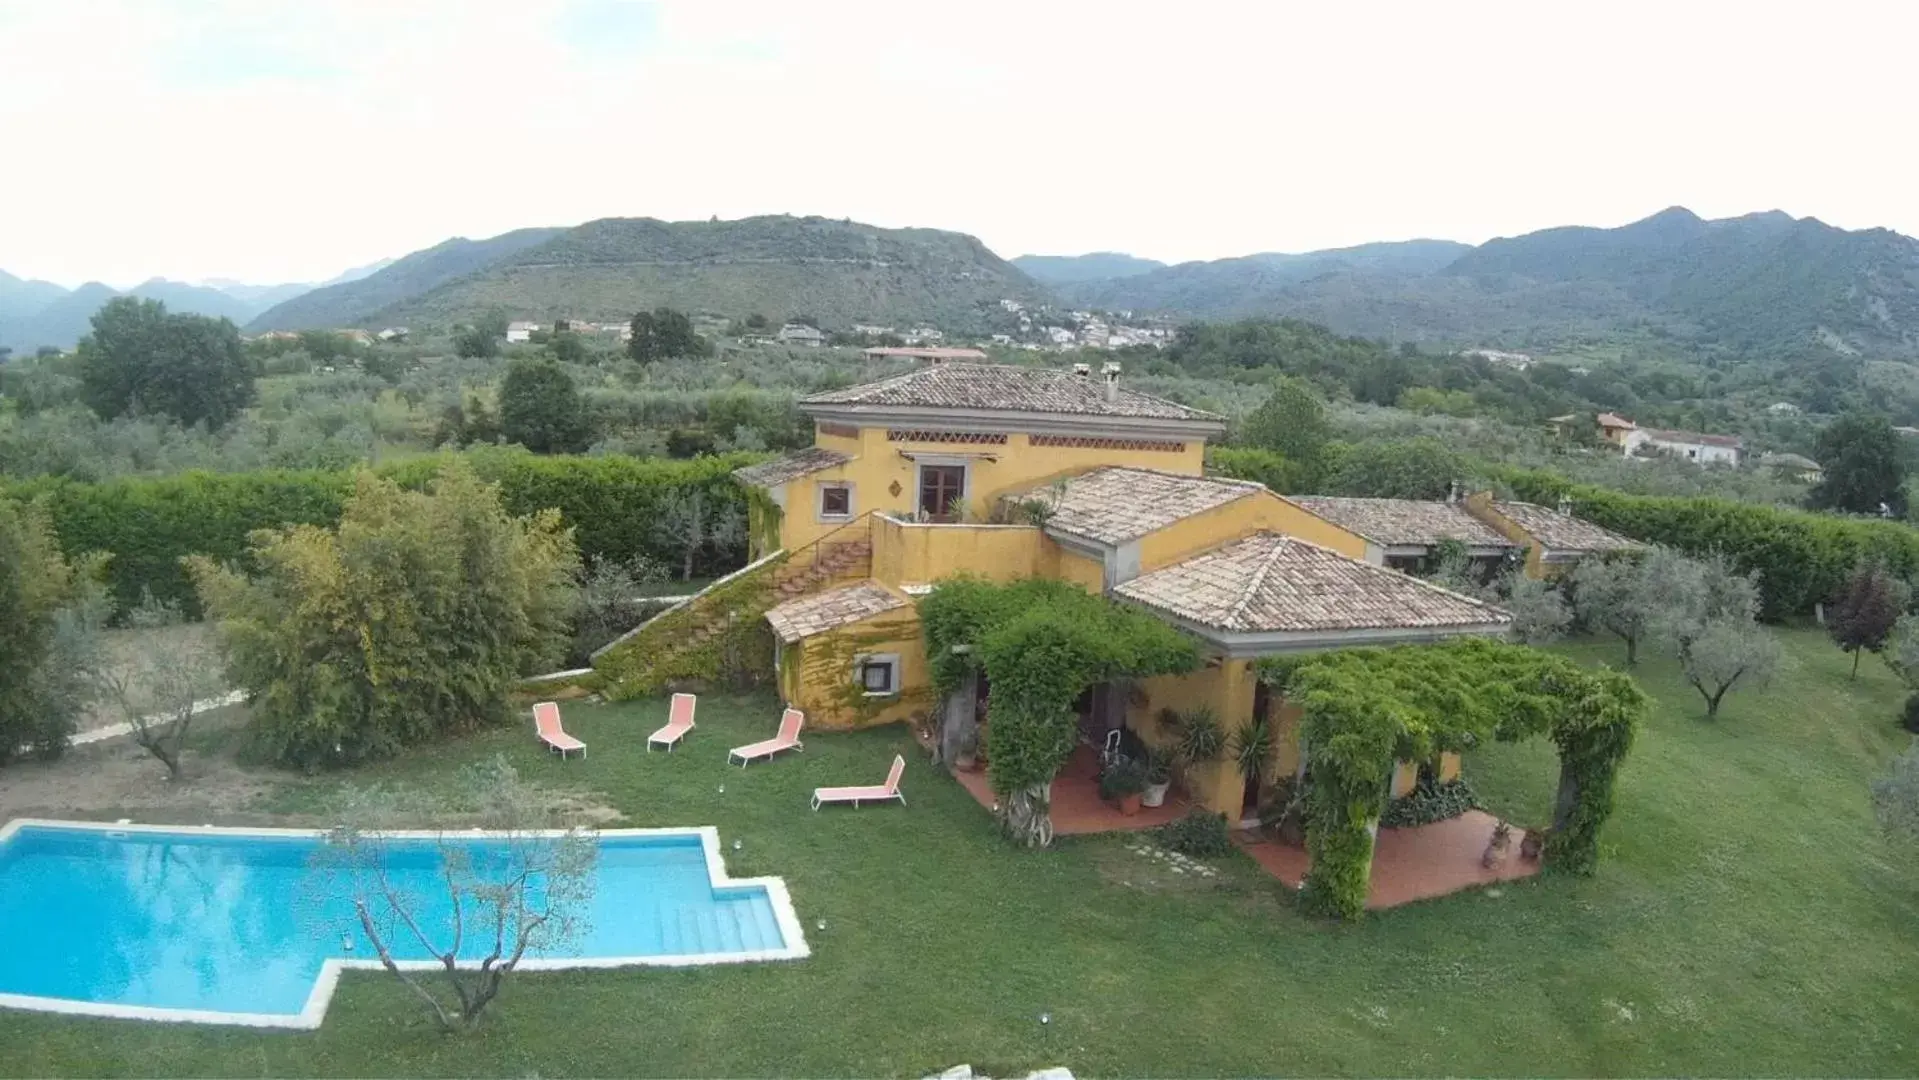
[0, 819, 806, 1028]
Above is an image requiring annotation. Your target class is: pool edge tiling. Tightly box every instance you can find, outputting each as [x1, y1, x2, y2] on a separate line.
[0, 818, 810, 1030]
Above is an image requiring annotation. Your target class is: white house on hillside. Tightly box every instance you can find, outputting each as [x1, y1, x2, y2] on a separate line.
[1624, 427, 1744, 465]
[506, 321, 539, 343]
[778, 323, 826, 346]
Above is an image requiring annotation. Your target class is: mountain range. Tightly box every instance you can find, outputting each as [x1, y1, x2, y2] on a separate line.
[1037, 209, 1919, 357]
[0, 259, 393, 352]
[245, 215, 1047, 335]
[7, 206, 1918, 361]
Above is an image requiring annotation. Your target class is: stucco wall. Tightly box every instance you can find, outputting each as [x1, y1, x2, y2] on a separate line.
[1126, 659, 1265, 817]
[869, 516, 1049, 587]
[1136, 490, 1370, 574]
[779, 607, 929, 730]
[777, 426, 1206, 551]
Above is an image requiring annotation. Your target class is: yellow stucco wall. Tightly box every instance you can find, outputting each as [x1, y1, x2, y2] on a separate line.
[1137, 491, 1370, 572]
[780, 607, 930, 731]
[1046, 544, 1106, 592]
[776, 426, 1206, 551]
[1125, 658, 1269, 817]
[1462, 492, 1551, 580]
[870, 516, 1050, 587]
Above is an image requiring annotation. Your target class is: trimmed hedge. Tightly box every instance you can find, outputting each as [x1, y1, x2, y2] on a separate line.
[1496, 466, 1919, 619]
[3, 449, 763, 614]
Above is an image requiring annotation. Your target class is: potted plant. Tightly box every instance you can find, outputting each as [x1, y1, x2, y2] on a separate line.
[1098, 757, 1148, 816]
[1169, 706, 1226, 789]
[1519, 826, 1546, 860]
[1140, 748, 1173, 808]
[1481, 820, 1513, 869]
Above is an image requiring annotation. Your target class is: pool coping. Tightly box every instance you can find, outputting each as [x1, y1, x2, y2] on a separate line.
[0, 818, 810, 1030]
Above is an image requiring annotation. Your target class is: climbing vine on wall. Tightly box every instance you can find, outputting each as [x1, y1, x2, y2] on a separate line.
[593, 556, 781, 699]
[1275, 639, 1645, 919]
[800, 621, 933, 728]
[920, 576, 1200, 846]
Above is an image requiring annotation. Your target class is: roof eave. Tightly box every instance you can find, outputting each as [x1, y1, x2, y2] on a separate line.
[799, 402, 1227, 440]
[1117, 603, 1514, 656]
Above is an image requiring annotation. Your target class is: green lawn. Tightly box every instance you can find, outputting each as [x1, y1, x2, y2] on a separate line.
[4, 628, 1918, 1077]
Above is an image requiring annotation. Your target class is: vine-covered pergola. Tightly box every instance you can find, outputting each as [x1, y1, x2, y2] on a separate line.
[920, 576, 1200, 847]
[1271, 638, 1647, 919]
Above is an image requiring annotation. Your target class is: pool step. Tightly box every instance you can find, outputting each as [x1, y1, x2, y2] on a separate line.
[654, 902, 782, 955]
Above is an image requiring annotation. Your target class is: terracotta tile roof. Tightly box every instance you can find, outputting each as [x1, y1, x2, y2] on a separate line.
[1490, 500, 1644, 554]
[860, 347, 989, 360]
[1026, 467, 1263, 545]
[1286, 496, 1516, 550]
[1115, 532, 1511, 634]
[732, 447, 851, 488]
[801, 363, 1220, 421]
[764, 581, 908, 643]
[1597, 412, 1637, 429]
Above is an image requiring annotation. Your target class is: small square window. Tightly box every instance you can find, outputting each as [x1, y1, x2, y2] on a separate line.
[858, 655, 899, 696]
[819, 483, 852, 519]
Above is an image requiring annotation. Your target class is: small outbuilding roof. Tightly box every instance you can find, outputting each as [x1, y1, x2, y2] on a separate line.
[764, 581, 908, 643]
[1115, 532, 1511, 635]
[1286, 496, 1516, 550]
[732, 447, 852, 489]
[1487, 500, 1643, 555]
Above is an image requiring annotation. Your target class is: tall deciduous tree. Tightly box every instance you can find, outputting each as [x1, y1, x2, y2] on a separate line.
[1827, 559, 1911, 678]
[76, 297, 255, 427]
[498, 358, 589, 454]
[187, 460, 580, 767]
[1237, 376, 1329, 470]
[1810, 412, 1906, 516]
[628, 307, 710, 364]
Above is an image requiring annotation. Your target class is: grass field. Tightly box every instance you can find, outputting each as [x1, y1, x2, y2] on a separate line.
[3, 628, 1917, 1077]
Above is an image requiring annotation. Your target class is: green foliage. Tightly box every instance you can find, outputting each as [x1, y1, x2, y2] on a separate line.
[1097, 757, 1147, 800]
[1165, 705, 1227, 770]
[1380, 775, 1481, 828]
[0, 498, 105, 764]
[452, 322, 502, 359]
[1810, 412, 1906, 516]
[1203, 446, 1313, 494]
[1499, 466, 1919, 619]
[1679, 619, 1783, 720]
[590, 558, 778, 700]
[76, 297, 255, 427]
[1237, 375, 1329, 469]
[1568, 550, 1666, 665]
[1, 451, 758, 615]
[1229, 712, 1274, 784]
[1320, 436, 1465, 500]
[1285, 639, 1645, 917]
[499, 358, 590, 454]
[1157, 809, 1233, 857]
[627, 307, 711, 364]
[1901, 693, 1919, 734]
[186, 460, 580, 768]
[919, 577, 1200, 844]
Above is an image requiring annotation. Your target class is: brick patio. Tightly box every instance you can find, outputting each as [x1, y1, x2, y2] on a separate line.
[1233, 809, 1542, 909]
[950, 743, 1188, 834]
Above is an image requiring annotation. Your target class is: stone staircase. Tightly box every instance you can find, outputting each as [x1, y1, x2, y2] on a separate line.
[592, 515, 874, 697]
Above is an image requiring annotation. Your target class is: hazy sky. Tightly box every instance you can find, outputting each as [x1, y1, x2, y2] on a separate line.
[4, 0, 1915, 288]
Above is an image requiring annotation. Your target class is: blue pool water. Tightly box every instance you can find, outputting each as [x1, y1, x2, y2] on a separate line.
[0, 825, 789, 1021]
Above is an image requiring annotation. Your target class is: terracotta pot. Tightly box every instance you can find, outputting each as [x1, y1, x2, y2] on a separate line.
[1520, 831, 1544, 860]
[1117, 793, 1143, 817]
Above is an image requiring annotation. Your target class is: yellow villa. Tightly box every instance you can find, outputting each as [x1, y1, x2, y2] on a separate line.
[723, 361, 1535, 819]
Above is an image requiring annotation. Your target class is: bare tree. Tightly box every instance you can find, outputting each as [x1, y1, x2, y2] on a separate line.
[87, 593, 227, 781]
[653, 490, 746, 581]
[315, 756, 598, 1032]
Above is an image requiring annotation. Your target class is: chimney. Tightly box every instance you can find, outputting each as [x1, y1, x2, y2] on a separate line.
[1446, 480, 1460, 504]
[1102, 361, 1122, 402]
[1072, 362, 1091, 378]
[1556, 494, 1573, 516]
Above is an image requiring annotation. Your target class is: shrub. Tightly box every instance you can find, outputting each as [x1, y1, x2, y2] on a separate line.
[188, 460, 579, 768]
[1098, 757, 1147, 800]
[1158, 810, 1233, 858]
[1380, 776, 1481, 828]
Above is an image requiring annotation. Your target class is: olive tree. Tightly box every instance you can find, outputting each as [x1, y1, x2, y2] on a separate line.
[1680, 618, 1783, 720]
[315, 756, 598, 1032]
[1872, 742, 1919, 845]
